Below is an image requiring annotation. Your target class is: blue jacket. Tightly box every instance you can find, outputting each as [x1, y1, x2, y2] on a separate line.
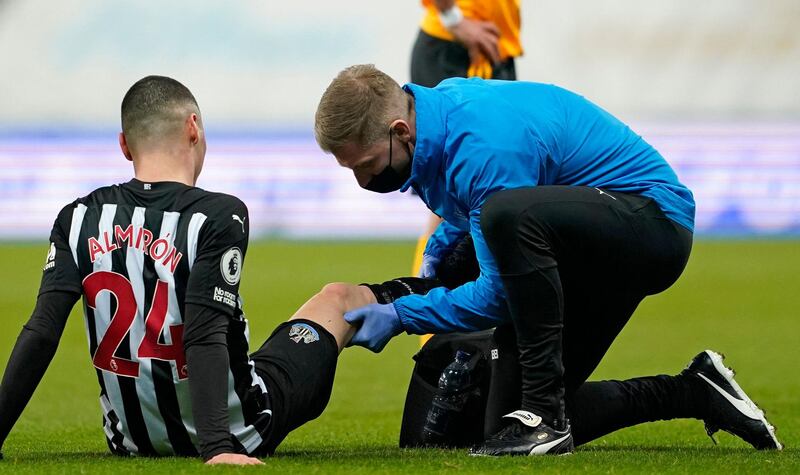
[393, 78, 695, 334]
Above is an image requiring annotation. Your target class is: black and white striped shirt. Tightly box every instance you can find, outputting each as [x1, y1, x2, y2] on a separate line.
[39, 179, 270, 456]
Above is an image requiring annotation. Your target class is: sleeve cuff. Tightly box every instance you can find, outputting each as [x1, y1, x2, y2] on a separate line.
[394, 300, 421, 335]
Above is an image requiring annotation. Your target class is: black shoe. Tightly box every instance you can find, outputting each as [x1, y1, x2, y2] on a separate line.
[470, 410, 574, 456]
[682, 350, 782, 450]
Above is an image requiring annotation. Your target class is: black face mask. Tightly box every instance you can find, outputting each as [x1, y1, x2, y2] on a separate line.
[364, 128, 412, 193]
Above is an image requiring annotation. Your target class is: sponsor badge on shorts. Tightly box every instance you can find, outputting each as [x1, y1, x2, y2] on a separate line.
[289, 323, 320, 344]
[220, 247, 242, 285]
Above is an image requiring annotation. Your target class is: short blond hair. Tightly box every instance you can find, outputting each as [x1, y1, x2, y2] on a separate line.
[314, 64, 407, 153]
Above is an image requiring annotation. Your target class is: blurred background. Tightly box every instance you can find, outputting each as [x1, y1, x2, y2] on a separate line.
[0, 0, 797, 239]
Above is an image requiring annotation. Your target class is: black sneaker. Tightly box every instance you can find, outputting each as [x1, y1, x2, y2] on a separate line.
[470, 410, 574, 456]
[682, 350, 782, 450]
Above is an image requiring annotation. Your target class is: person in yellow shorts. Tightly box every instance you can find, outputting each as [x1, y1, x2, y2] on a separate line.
[410, 0, 522, 87]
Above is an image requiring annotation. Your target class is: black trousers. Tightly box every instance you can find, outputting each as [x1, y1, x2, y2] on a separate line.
[480, 186, 693, 426]
[410, 30, 516, 88]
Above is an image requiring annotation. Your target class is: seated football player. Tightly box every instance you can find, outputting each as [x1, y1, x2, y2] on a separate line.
[0, 74, 438, 465]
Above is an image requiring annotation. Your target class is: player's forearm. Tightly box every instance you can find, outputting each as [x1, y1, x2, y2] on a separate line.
[183, 303, 235, 460]
[0, 291, 74, 450]
[0, 328, 60, 448]
[186, 341, 235, 460]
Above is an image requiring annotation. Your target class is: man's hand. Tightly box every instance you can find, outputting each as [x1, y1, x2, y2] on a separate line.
[344, 303, 403, 352]
[205, 453, 263, 465]
[450, 19, 501, 65]
[418, 255, 441, 279]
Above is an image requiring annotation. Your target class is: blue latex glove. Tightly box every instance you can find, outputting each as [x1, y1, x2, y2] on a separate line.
[344, 303, 403, 352]
[418, 255, 441, 279]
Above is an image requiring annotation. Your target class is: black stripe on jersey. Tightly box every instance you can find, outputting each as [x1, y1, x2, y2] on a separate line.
[106, 437, 124, 456]
[104, 396, 132, 456]
[171, 215, 192, 318]
[151, 360, 197, 456]
[117, 376, 156, 455]
[109, 423, 129, 455]
[141, 208, 195, 455]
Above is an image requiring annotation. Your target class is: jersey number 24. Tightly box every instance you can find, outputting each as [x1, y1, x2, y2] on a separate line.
[83, 270, 188, 380]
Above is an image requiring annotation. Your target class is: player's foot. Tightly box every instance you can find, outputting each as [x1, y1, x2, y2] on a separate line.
[469, 410, 574, 456]
[682, 350, 782, 450]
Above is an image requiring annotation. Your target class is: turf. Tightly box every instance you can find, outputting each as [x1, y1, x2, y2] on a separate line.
[0, 240, 797, 474]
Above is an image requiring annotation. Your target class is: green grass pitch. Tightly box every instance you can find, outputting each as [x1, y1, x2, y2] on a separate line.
[0, 240, 797, 474]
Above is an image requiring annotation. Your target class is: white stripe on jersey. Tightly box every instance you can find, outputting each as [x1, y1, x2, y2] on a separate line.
[68, 204, 93, 349]
[186, 213, 207, 270]
[92, 204, 139, 454]
[68, 204, 88, 267]
[125, 207, 173, 455]
[154, 211, 200, 447]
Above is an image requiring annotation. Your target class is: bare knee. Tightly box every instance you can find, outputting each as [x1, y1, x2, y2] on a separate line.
[317, 282, 375, 312]
[315, 282, 351, 312]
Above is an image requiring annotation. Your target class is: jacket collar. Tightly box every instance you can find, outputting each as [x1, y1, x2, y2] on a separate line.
[401, 83, 449, 193]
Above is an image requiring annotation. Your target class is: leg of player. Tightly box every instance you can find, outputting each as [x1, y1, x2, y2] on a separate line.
[249, 277, 439, 456]
[204, 283, 374, 465]
[287, 277, 443, 351]
[288, 283, 377, 351]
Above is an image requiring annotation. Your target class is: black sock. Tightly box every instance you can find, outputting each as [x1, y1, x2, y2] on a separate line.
[567, 373, 709, 446]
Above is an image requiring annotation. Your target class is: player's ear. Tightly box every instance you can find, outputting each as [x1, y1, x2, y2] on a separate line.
[119, 133, 134, 162]
[187, 113, 202, 146]
[390, 119, 412, 143]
